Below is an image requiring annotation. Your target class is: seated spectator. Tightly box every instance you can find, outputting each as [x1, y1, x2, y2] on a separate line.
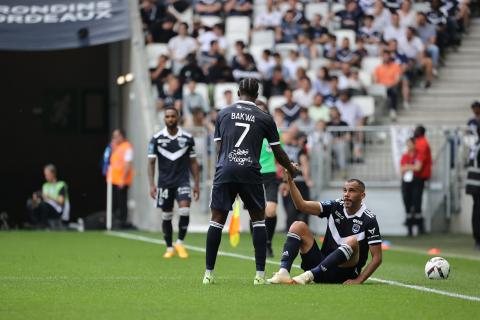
[283, 50, 303, 81]
[324, 76, 340, 107]
[268, 52, 291, 81]
[387, 39, 413, 108]
[335, 90, 364, 161]
[398, 27, 434, 88]
[349, 68, 368, 95]
[285, 0, 308, 26]
[333, 0, 363, 31]
[254, 0, 282, 30]
[308, 93, 330, 123]
[398, 0, 417, 29]
[257, 49, 276, 80]
[308, 14, 329, 45]
[416, 12, 440, 70]
[280, 89, 302, 125]
[150, 55, 172, 96]
[232, 53, 262, 81]
[207, 56, 234, 83]
[148, 17, 177, 44]
[273, 107, 287, 128]
[224, 89, 234, 106]
[338, 62, 352, 91]
[194, 0, 222, 16]
[140, 0, 169, 31]
[293, 77, 316, 108]
[374, 50, 403, 120]
[167, 22, 198, 74]
[326, 107, 351, 175]
[313, 67, 331, 97]
[383, 11, 405, 42]
[297, 33, 318, 60]
[183, 80, 210, 127]
[276, 9, 303, 43]
[199, 40, 224, 74]
[372, 0, 391, 32]
[198, 24, 227, 55]
[358, 0, 376, 15]
[352, 38, 369, 67]
[26, 164, 70, 229]
[323, 34, 338, 61]
[293, 107, 315, 134]
[230, 41, 246, 70]
[468, 101, 480, 137]
[359, 15, 382, 56]
[441, 0, 469, 36]
[191, 107, 209, 128]
[428, 0, 452, 50]
[157, 76, 182, 112]
[224, 0, 253, 16]
[331, 38, 355, 69]
[383, 0, 403, 11]
[178, 53, 206, 85]
[264, 66, 288, 98]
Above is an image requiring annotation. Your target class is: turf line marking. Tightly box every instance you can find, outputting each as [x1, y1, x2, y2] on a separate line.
[388, 246, 480, 262]
[106, 231, 480, 302]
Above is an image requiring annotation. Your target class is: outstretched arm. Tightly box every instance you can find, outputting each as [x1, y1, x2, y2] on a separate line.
[271, 144, 297, 178]
[344, 244, 382, 284]
[285, 170, 322, 215]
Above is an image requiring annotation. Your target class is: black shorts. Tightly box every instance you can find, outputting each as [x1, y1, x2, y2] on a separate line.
[300, 240, 359, 284]
[262, 173, 281, 203]
[156, 185, 191, 211]
[210, 183, 266, 213]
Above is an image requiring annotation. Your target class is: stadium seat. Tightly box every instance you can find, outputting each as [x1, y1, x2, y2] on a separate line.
[310, 58, 330, 70]
[214, 82, 239, 109]
[182, 82, 211, 107]
[226, 16, 251, 44]
[253, 3, 267, 20]
[332, 3, 346, 13]
[358, 69, 373, 87]
[275, 43, 298, 59]
[146, 44, 169, 69]
[177, 7, 193, 24]
[306, 69, 317, 82]
[367, 84, 387, 98]
[351, 95, 375, 123]
[200, 15, 222, 28]
[268, 95, 287, 113]
[361, 57, 382, 76]
[334, 29, 356, 49]
[305, 2, 329, 21]
[249, 45, 271, 66]
[251, 30, 275, 47]
[413, 2, 431, 13]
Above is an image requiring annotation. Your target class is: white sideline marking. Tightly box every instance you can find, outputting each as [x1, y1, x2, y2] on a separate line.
[106, 231, 480, 302]
[388, 246, 480, 262]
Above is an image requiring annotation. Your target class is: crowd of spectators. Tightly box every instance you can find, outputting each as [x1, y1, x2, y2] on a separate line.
[140, 0, 472, 165]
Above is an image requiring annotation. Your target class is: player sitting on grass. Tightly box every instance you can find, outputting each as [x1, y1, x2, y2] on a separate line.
[268, 171, 382, 285]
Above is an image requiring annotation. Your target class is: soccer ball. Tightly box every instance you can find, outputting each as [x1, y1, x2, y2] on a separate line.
[425, 257, 450, 280]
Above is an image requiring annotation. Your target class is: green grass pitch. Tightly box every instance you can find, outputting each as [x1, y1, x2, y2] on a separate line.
[1, 231, 479, 319]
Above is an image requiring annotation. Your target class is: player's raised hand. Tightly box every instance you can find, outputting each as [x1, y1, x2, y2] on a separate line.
[150, 185, 157, 200]
[193, 184, 200, 201]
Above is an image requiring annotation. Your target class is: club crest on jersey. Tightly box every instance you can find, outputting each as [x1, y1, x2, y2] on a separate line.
[352, 224, 361, 234]
[178, 138, 187, 148]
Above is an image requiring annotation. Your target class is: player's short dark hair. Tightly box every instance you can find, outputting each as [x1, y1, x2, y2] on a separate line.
[44, 164, 57, 175]
[238, 78, 259, 99]
[471, 100, 480, 109]
[347, 178, 365, 192]
[414, 125, 426, 137]
[164, 107, 179, 116]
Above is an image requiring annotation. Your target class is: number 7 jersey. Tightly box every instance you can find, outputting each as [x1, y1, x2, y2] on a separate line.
[213, 100, 280, 184]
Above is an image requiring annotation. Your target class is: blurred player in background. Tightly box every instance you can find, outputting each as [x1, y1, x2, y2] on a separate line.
[204, 78, 297, 285]
[148, 107, 200, 259]
[268, 173, 382, 285]
[255, 100, 287, 258]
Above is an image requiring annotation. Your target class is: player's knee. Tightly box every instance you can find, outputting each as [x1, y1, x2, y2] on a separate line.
[344, 236, 358, 250]
[162, 211, 173, 221]
[289, 221, 308, 234]
[178, 207, 190, 217]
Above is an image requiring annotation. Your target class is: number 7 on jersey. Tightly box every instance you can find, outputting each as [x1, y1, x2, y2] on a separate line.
[234, 122, 250, 147]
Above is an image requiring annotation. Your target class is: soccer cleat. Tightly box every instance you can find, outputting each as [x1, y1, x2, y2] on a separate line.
[163, 250, 175, 259]
[202, 274, 215, 285]
[267, 269, 293, 284]
[174, 243, 189, 258]
[292, 271, 314, 285]
[253, 275, 266, 285]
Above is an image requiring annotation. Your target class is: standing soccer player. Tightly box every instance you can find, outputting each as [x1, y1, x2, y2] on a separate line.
[204, 78, 297, 285]
[268, 172, 382, 285]
[148, 107, 200, 259]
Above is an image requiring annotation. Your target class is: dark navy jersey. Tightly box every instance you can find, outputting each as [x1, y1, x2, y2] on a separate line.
[317, 199, 382, 272]
[213, 100, 280, 184]
[148, 128, 196, 188]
